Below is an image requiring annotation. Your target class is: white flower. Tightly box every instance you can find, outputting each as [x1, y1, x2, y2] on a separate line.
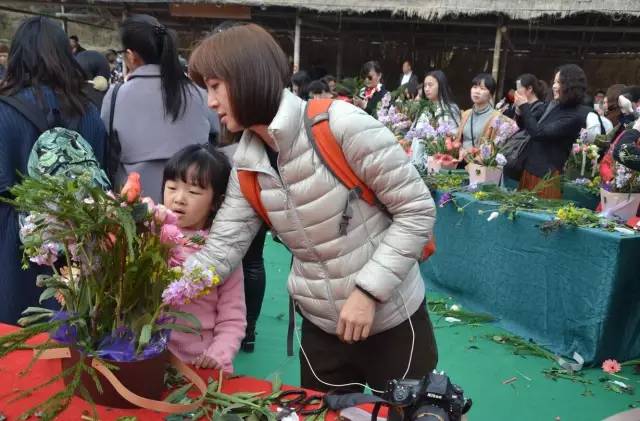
[83, 197, 95, 205]
[450, 304, 461, 312]
[487, 211, 500, 222]
[496, 153, 507, 166]
[444, 317, 462, 323]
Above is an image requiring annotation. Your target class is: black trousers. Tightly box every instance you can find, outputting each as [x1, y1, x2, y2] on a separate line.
[299, 299, 438, 394]
[242, 226, 267, 327]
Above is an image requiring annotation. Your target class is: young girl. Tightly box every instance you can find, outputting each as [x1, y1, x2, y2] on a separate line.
[162, 144, 246, 372]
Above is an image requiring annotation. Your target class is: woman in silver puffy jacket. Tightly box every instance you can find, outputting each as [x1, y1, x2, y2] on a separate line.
[186, 23, 438, 393]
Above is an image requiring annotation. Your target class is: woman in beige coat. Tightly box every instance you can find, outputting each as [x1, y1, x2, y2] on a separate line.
[186, 23, 438, 393]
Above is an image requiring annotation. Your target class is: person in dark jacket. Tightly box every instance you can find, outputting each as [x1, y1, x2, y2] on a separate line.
[355, 61, 388, 116]
[515, 64, 589, 199]
[514, 73, 546, 129]
[76, 50, 111, 110]
[0, 17, 106, 324]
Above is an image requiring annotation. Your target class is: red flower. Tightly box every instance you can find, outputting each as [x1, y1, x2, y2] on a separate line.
[120, 172, 141, 204]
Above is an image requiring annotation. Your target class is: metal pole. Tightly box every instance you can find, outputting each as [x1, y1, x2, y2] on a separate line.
[61, 5, 68, 33]
[491, 25, 504, 102]
[293, 11, 301, 73]
[336, 35, 343, 79]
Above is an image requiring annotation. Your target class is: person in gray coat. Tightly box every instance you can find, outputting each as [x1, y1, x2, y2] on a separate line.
[101, 14, 214, 202]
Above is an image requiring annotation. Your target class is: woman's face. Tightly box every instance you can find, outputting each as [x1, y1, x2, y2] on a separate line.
[470, 80, 491, 106]
[552, 72, 561, 101]
[424, 76, 439, 101]
[366, 70, 381, 88]
[205, 78, 243, 133]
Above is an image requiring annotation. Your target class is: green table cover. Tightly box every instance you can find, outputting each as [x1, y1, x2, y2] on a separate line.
[421, 192, 640, 364]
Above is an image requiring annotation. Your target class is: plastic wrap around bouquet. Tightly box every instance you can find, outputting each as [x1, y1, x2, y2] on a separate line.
[405, 119, 461, 172]
[0, 172, 216, 416]
[600, 162, 640, 221]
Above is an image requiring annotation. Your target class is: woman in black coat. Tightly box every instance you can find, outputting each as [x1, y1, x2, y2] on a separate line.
[514, 64, 589, 199]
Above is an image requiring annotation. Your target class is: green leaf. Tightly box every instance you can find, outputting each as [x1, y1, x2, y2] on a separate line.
[138, 324, 152, 348]
[159, 323, 200, 336]
[38, 287, 58, 304]
[164, 383, 193, 404]
[116, 417, 138, 421]
[163, 310, 202, 330]
[271, 374, 282, 393]
[17, 312, 53, 327]
[21, 307, 54, 316]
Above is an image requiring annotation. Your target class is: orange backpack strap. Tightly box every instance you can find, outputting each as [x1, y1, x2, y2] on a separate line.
[304, 99, 435, 261]
[237, 169, 272, 227]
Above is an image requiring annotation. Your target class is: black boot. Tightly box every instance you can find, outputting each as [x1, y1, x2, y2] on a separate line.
[241, 323, 256, 353]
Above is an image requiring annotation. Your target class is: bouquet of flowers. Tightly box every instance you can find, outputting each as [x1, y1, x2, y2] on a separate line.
[463, 117, 519, 167]
[405, 119, 460, 170]
[0, 172, 217, 418]
[602, 162, 640, 193]
[565, 129, 600, 181]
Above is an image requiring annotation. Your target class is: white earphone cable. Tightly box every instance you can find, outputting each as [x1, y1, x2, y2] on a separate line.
[295, 291, 416, 395]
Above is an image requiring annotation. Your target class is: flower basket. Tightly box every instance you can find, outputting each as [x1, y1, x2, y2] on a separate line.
[466, 163, 503, 185]
[56, 347, 207, 412]
[62, 348, 169, 408]
[600, 188, 640, 220]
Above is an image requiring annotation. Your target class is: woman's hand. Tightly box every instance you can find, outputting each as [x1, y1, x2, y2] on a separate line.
[514, 91, 528, 108]
[193, 353, 221, 370]
[337, 288, 376, 343]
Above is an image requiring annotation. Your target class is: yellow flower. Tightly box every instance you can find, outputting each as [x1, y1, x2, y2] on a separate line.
[474, 192, 488, 200]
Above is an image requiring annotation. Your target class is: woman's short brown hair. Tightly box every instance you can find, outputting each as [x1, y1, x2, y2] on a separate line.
[189, 23, 290, 128]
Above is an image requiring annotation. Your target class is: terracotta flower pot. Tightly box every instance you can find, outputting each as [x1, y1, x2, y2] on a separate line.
[62, 348, 169, 408]
[466, 163, 503, 185]
[600, 189, 640, 221]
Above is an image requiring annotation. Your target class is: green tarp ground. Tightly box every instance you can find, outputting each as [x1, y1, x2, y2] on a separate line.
[235, 235, 640, 421]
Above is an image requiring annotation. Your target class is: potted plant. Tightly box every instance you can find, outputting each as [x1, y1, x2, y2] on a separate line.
[600, 162, 640, 221]
[0, 173, 212, 418]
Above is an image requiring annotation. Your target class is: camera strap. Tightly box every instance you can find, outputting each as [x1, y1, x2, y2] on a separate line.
[323, 393, 390, 421]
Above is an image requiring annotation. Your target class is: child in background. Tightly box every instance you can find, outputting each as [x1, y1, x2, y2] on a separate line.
[162, 144, 245, 372]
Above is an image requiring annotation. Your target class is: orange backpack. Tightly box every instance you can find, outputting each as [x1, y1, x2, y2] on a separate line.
[237, 98, 436, 262]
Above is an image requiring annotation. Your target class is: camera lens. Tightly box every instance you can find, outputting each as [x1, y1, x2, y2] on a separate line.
[412, 405, 449, 421]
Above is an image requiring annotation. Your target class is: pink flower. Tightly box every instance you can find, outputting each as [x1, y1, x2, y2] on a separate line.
[154, 204, 178, 226]
[602, 359, 621, 374]
[141, 197, 155, 213]
[572, 144, 581, 154]
[445, 138, 453, 151]
[160, 224, 184, 246]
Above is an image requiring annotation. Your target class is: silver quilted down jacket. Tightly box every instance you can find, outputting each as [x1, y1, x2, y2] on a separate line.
[188, 90, 436, 335]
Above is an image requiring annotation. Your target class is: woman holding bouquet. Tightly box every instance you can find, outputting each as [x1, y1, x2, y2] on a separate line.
[417, 70, 461, 129]
[186, 23, 438, 394]
[455, 73, 513, 149]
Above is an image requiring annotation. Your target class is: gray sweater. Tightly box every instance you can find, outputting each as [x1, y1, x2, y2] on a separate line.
[462, 105, 494, 149]
[101, 64, 215, 202]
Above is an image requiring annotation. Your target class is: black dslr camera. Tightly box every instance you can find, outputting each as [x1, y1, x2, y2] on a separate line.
[383, 372, 471, 421]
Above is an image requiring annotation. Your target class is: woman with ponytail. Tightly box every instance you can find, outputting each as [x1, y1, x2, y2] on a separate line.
[514, 73, 546, 129]
[101, 14, 216, 202]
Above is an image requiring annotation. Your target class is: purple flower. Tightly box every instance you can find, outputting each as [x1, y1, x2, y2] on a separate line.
[50, 311, 78, 345]
[480, 143, 493, 161]
[30, 242, 60, 266]
[438, 193, 452, 208]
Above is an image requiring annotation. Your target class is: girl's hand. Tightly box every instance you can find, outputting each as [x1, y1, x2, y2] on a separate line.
[193, 353, 221, 369]
[337, 288, 376, 344]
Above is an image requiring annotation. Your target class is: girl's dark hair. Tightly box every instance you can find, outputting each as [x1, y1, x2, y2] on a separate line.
[471, 73, 496, 95]
[0, 17, 89, 116]
[189, 23, 290, 128]
[426, 70, 458, 125]
[554, 64, 587, 107]
[308, 79, 329, 95]
[291, 70, 311, 99]
[517, 73, 545, 99]
[321, 74, 336, 84]
[162, 144, 232, 216]
[121, 14, 190, 122]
